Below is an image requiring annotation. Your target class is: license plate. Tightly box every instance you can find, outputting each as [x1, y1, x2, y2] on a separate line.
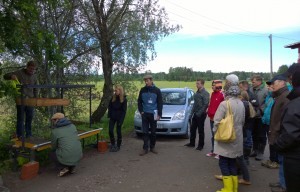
[157, 123, 163, 128]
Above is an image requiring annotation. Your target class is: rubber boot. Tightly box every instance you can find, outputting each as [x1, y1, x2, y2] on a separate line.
[255, 144, 266, 161]
[216, 176, 233, 192]
[232, 176, 238, 192]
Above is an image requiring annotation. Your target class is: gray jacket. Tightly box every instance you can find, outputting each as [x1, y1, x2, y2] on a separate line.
[213, 97, 245, 158]
[249, 84, 268, 117]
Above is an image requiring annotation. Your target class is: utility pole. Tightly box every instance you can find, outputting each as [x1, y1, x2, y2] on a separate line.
[269, 34, 273, 78]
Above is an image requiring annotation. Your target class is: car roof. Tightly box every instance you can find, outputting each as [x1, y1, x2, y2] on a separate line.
[160, 88, 192, 92]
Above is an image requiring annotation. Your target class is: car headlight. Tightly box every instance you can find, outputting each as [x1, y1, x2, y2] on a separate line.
[134, 110, 141, 119]
[172, 110, 185, 120]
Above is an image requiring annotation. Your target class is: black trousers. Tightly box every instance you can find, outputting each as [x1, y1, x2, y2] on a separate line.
[109, 118, 122, 146]
[190, 113, 207, 148]
[252, 118, 267, 150]
[284, 155, 300, 192]
[141, 112, 157, 150]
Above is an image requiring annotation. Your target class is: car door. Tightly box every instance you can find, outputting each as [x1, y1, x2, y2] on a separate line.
[186, 90, 194, 119]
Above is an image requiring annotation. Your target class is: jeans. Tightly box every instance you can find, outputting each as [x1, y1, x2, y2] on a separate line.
[244, 120, 253, 149]
[16, 105, 34, 138]
[278, 155, 286, 189]
[219, 156, 238, 176]
[209, 120, 215, 152]
[49, 151, 75, 171]
[142, 112, 157, 150]
[190, 113, 207, 148]
[237, 155, 250, 181]
[108, 118, 122, 147]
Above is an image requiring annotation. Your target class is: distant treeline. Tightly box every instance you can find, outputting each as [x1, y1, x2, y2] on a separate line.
[72, 67, 275, 82]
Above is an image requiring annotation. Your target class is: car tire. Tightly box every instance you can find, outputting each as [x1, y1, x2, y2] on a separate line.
[183, 121, 190, 139]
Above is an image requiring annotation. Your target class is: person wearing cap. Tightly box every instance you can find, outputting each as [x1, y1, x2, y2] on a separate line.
[206, 80, 224, 158]
[283, 63, 300, 85]
[184, 78, 210, 151]
[266, 74, 290, 192]
[50, 113, 82, 177]
[249, 75, 268, 160]
[213, 74, 245, 192]
[275, 71, 300, 192]
[3, 60, 38, 139]
[137, 74, 163, 156]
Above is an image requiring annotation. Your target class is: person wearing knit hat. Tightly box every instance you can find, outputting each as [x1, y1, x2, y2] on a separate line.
[213, 74, 245, 192]
[50, 113, 82, 177]
[226, 74, 239, 85]
[274, 70, 300, 192]
[206, 80, 224, 158]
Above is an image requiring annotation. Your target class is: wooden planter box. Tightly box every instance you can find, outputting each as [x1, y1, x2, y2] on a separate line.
[16, 98, 70, 106]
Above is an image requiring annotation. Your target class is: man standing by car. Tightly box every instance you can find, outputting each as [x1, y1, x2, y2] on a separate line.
[138, 74, 163, 156]
[185, 79, 210, 151]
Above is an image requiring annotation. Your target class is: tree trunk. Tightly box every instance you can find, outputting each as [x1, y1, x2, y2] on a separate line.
[91, 10, 114, 122]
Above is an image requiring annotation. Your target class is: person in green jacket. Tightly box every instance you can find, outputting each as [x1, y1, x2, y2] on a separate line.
[50, 113, 82, 177]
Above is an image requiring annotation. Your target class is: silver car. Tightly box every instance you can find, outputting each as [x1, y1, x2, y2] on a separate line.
[134, 87, 194, 138]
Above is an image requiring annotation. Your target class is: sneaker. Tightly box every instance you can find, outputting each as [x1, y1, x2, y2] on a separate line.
[214, 155, 220, 159]
[269, 182, 281, 188]
[206, 152, 216, 157]
[214, 175, 222, 180]
[69, 166, 76, 174]
[268, 162, 280, 169]
[58, 167, 69, 177]
[195, 146, 203, 151]
[139, 150, 148, 156]
[261, 160, 272, 167]
[271, 187, 286, 192]
[238, 179, 251, 185]
[249, 150, 257, 157]
[109, 145, 117, 152]
[150, 148, 158, 154]
[184, 143, 195, 147]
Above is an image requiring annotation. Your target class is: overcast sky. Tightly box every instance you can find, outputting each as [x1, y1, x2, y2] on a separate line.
[145, 0, 300, 73]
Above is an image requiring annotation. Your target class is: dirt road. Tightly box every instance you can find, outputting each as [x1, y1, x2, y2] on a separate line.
[3, 119, 277, 192]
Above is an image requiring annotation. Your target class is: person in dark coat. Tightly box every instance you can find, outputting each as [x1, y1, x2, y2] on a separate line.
[107, 85, 127, 152]
[50, 113, 82, 177]
[275, 70, 300, 192]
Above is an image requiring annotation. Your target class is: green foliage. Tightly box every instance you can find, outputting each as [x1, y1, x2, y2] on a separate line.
[277, 64, 288, 74]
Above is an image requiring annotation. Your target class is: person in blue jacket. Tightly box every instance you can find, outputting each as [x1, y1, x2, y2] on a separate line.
[138, 75, 163, 156]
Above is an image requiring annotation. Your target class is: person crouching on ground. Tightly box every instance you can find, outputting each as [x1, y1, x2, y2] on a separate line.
[50, 113, 82, 177]
[107, 85, 127, 152]
[213, 74, 245, 192]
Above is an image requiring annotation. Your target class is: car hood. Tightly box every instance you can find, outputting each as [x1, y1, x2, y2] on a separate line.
[162, 105, 186, 116]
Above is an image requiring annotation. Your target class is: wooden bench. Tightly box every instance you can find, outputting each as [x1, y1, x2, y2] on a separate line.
[11, 128, 102, 167]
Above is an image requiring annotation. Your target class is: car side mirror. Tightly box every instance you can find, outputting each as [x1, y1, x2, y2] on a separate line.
[190, 100, 194, 105]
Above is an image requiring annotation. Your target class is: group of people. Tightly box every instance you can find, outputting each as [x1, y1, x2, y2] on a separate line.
[4, 61, 300, 192]
[180, 64, 300, 192]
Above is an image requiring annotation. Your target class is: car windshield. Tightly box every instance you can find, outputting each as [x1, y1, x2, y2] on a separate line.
[162, 91, 186, 105]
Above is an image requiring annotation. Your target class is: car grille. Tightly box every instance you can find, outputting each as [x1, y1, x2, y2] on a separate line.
[159, 117, 171, 121]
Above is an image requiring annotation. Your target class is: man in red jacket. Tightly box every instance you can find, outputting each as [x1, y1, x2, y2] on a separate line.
[206, 80, 224, 158]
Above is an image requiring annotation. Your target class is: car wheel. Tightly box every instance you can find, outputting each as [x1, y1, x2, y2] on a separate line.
[183, 121, 190, 139]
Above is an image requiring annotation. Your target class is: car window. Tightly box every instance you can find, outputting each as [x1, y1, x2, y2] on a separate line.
[162, 92, 186, 105]
[188, 90, 194, 104]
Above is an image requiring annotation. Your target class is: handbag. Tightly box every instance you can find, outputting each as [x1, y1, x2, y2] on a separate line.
[214, 100, 236, 142]
[248, 101, 256, 118]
